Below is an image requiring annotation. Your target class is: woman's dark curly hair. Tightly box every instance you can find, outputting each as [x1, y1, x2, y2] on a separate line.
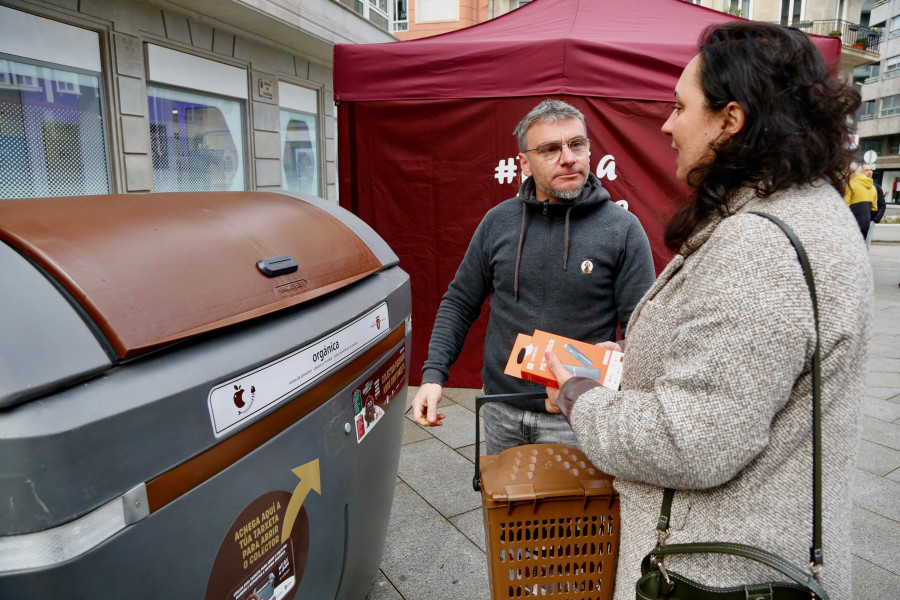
[664, 22, 860, 252]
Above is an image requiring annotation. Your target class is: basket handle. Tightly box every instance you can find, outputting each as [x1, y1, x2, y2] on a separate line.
[473, 392, 548, 491]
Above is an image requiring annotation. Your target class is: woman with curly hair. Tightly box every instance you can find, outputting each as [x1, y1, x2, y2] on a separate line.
[544, 22, 872, 598]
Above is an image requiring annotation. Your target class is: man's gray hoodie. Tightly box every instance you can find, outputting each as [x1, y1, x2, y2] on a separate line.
[421, 173, 656, 412]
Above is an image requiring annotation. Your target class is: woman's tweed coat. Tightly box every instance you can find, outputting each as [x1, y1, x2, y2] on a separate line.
[567, 183, 873, 599]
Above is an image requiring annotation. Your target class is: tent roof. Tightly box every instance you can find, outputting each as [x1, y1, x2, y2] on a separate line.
[334, 0, 841, 103]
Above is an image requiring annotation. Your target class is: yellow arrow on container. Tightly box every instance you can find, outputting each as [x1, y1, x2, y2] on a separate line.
[280, 459, 322, 543]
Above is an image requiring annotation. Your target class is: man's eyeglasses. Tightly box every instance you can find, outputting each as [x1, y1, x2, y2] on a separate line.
[523, 137, 590, 162]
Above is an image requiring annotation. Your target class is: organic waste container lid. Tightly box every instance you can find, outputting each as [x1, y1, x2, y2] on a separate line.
[0, 191, 384, 360]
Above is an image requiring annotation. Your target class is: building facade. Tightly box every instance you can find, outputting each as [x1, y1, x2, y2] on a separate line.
[0, 0, 395, 202]
[858, 0, 900, 201]
[393, 0, 537, 40]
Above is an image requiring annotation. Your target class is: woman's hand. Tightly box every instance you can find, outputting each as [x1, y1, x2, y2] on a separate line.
[544, 351, 573, 413]
[544, 342, 621, 413]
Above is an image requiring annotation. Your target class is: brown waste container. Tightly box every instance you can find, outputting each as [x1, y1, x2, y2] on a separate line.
[474, 393, 620, 599]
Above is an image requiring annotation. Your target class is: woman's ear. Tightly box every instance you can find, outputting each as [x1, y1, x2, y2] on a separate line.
[722, 101, 745, 137]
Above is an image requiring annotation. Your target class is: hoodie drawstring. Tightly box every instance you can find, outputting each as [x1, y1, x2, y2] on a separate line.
[515, 202, 575, 300]
[514, 204, 528, 301]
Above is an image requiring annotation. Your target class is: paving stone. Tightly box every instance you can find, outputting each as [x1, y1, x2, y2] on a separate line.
[405, 386, 417, 412]
[405, 385, 456, 415]
[379, 482, 490, 600]
[402, 418, 434, 445]
[866, 370, 900, 389]
[859, 415, 900, 451]
[397, 438, 484, 518]
[457, 442, 487, 465]
[450, 507, 487, 553]
[407, 404, 481, 450]
[888, 467, 900, 483]
[366, 570, 403, 600]
[861, 396, 900, 422]
[851, 506, 900, 576]
[855, 439, 900, 476]
[871, 334, 900, 350]
[852, 557, 900, 600]
[443, 387, 480, 413]
[868, 342, 900, 360]
[851, 468, 900, 522]
[866, 386, 900, 401]
[867, 357, 900, 374]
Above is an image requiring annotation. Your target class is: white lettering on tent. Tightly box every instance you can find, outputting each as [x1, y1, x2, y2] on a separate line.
[615, 200, 629, 211]
[596, 154, 617, 181]
[494, 158, 517, 184]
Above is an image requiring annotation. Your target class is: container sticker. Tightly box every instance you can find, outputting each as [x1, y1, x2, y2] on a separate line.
[206, 460, 320, 600]
[205, 491, 308, 600]
[209, 303, 390, 437]
[353, 344, 406, 443]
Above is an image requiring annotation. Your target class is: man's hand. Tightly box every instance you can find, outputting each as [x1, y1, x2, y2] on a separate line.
[411, 382, 446, 426]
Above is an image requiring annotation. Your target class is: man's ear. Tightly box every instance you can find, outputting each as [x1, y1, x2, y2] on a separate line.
[518, 152, 533, 178]
[722, 100, 745, 138]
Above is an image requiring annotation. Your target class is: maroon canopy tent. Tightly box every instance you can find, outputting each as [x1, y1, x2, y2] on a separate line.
[334, 0, 841, 388]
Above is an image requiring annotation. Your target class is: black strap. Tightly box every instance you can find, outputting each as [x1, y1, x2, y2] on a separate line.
[472, 392, 547, 491]
[640, 542, 829, 598]
[655, 212, 824, 569]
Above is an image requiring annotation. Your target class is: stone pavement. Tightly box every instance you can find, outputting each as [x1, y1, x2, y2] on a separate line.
[367, 243, 900, 600]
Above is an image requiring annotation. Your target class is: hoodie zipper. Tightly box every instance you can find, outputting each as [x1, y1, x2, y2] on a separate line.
[543, 200, 549, 215]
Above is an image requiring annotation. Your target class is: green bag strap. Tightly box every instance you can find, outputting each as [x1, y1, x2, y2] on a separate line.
[653, 212, 824, 572]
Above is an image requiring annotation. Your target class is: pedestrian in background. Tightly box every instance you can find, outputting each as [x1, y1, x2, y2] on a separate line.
[544, 22, 871, 599]
[845, 161, 877, 239]
[862, 162, 886, 248]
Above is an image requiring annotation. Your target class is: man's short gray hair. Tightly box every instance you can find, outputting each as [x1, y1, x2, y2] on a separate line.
[514, 100, 586, 152]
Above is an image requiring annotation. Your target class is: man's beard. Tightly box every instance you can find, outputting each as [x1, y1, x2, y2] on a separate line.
[537, 180, 586, 201]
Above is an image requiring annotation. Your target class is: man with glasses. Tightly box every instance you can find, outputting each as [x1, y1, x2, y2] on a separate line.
[411, 99, 655, 453]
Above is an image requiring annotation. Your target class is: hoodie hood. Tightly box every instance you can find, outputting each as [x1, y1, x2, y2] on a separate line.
[512, 173, 610, 299]
[850, 173, 874, 190]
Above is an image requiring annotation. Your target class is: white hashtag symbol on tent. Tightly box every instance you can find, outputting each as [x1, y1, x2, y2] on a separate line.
[494, 158, 517, 184]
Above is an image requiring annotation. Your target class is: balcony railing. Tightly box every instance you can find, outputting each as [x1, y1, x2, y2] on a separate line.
[793, 19, 881, 54]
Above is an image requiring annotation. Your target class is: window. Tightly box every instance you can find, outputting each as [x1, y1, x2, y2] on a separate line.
[417, 0, 458, 23]
[0, 57, 109, 200]
[780, 0, 803, 26]
[881, 94, 900, 117]
[856, 63, 880, 83]
[891, 15, 900, 39]
[147, 86, 244, 192]
[886, 55, 900, 79]
[860, 100, 876, 120]
[0, 7, 109, 199]
[146, 45, 246, 192]
[860, 139, 881, 154]
[368, 0, 389, 30]
[279, 82, 319, 196]
[393, 0, 408, 32]
[729, 0, 750, 18]
[890, 136, 900, 155]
